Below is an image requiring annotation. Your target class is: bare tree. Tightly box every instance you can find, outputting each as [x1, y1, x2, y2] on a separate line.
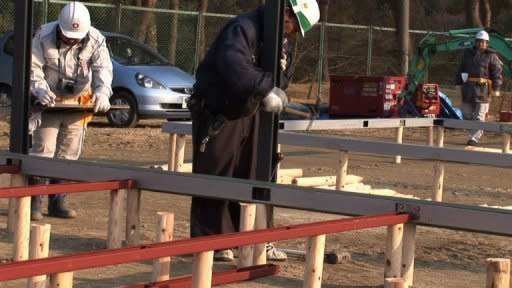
[135, 0, 158, 49]
[466, 0, 491, 27]
[168, 0, 179, 64]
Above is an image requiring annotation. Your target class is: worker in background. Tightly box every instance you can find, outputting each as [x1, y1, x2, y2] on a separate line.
[30, 1, 113, 220]
[188, 0, 320, 262]
[457, 30, 502, 146]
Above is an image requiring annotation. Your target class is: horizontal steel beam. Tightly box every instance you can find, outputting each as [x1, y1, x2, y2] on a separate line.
[0, 213, 408, 280]
[280, 132, 512, 168]
[127, 264, 280, 288]
[440, 118, 512, 133]
[0, 151, 511, 236]
[0, 180, 136, 198]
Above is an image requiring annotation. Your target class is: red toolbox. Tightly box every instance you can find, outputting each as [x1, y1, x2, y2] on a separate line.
[329, 75, 405, 118]
[414, 83, 440, 116]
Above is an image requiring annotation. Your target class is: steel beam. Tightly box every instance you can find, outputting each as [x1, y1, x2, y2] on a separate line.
[127, 264, 280, 288]
[0, 213, 408, 280]
[0, 151, 511, 236]
[440, 118, 512, 133]
[0, 180, 136, 198]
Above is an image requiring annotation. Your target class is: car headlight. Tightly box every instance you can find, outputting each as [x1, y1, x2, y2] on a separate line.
[135, 73, 166, 89]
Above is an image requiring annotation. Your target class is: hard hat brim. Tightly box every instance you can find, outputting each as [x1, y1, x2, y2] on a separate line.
[59, 25, 88, 39]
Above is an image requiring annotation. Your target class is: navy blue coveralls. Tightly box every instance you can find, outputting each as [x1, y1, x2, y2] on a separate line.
[190, 6, 292, 238]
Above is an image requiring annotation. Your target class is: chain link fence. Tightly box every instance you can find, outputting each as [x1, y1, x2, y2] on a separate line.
[0, 0, 505, 104]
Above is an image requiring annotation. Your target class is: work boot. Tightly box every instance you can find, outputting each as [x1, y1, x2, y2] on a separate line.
[266, 243, 287, 261]
[213, 249, 234, 262]
[48, 196, 77, 219]
[30, 197, 43, 221]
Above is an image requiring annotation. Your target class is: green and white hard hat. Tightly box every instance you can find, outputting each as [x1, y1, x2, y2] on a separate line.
[288, 0, 320, 36]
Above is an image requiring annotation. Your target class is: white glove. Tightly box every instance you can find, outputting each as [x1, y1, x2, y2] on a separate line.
[280, 48, 287, 71]
[493, 91, 500, 97]
[262, 87, 288, 114]
[32, 88, 55, 106]
[93, 94, 111, 113]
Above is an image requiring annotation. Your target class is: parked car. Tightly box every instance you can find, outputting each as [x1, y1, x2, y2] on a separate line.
[0, 31, 195, 127]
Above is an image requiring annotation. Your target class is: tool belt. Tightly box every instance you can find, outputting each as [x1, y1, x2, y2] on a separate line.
[187, 93, 226, 152]
[468, 77, 491, 85]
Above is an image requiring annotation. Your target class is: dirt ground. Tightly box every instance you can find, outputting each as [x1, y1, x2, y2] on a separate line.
[0, 86, 511, 288]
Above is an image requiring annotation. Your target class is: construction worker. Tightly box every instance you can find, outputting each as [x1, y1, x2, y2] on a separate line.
[457, 30, 502, 146]
[188, 0, 320, 262]
[30, 1, 113, 220]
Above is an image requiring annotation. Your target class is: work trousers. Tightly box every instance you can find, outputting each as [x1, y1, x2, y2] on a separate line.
[30, 111, 88, 201]
[461, 101, 489, 143]
[190, 111, 274, 238]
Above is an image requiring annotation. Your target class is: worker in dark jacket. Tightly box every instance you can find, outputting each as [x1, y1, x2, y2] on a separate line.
[189, 0, 320, 262]
[457, 30, 503, 146]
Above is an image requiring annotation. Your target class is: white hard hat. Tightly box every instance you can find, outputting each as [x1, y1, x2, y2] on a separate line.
[288, 0, 320, 36]
[58, 1, 91, 39]
[475, 30, 489, 41]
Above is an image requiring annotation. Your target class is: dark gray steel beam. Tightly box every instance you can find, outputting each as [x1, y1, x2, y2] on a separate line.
[1, 151, 511, 236]
[10, 0, 33, 154]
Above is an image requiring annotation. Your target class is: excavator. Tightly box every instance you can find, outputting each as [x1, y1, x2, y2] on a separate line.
[400, 27, 512, 118]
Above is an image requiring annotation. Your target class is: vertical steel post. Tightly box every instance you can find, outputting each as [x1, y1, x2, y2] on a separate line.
[257, 0, 284, 183]
[10, 0, 33, 154]
[366, 25, 373, 76]
[399, 0, 410, 75]
[193, 12, 204, 75]
[316, 22, 326, 109]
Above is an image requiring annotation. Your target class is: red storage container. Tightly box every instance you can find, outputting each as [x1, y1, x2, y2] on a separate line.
[329, 75, 405, 118]
[414, 83, 440, 116]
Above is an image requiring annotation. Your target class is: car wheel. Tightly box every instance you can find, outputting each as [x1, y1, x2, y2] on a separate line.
[0, 85, 12, 107]
[107, 91, 139, 128]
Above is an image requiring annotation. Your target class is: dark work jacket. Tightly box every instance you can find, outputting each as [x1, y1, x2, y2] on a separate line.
[457, 47, 503, 103]
[194, 6, 292, 120]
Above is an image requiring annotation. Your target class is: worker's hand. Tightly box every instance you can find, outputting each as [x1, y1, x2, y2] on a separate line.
[262, 87, 288, 113]
[280, 48, 287, 71]
[493, 91, 501, 97]
[32, 88, 55, 106]
[92, 94, 111, 113]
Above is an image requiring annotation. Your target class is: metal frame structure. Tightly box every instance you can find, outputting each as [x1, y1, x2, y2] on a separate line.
[0, 213, 409, 280]
[1, 151, 511, 236]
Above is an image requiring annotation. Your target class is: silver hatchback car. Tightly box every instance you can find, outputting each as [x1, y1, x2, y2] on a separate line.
[0, 31, 195, 127]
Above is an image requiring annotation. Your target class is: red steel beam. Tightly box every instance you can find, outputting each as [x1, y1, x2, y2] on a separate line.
[0, 179, 137, 198]
[0, 164, 20, 174]
[0, 213, 410, 280]
[126, 264, 280, 288]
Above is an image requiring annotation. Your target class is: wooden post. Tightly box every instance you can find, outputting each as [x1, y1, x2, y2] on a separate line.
[152, 212, 175, 282]
[303, 234, 326, 288]
[433, 126, 445, 202]
[427, 126, 434, 146]
[0, 173, 10, 187]
[174, 134, 186, 172]
[401, 223, 416, 288]
[191, 251, 214, 288]
[125, 188, 141, 246]
[384, 277, 405, 288]
[335, 151, 349, 190]
[168, 133, 177, 172]
[107, 189, 126, 249]
[253, 204, 267, 265]
[13, 175, 30, 262]
[486, 258, 510, 288]
[28, 223, 51, 288]
[394, 126, 404, 164]
[502, 133, 510, 153]
[49, 272, 73, 288]
[238, 203, 256, 268]
[9, 174, 27, 234]
[384, 224, 403, 279]
[278, 168, 303, 178]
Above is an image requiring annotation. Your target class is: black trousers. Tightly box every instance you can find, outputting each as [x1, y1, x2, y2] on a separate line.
[190, 111, 273, 238]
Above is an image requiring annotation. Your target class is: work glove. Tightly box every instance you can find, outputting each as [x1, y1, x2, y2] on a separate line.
[493, 91, 501, 97]
[92, 94, 111, 113]
[262, 87, 288, 114]
[280, 48, 287, 71]
[32, 88, 55, 106]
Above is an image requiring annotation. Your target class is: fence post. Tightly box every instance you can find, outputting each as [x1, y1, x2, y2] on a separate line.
[303, 234, 326, 288]
[192, 251, 214, 288]
[433, 126, 445, 201]
[394, 126, 404, 164]
[12, 174, 29, 262]
[107, 188, 126, 249]
[366, 25, 373, 76]
[168, 133, 177, 172]
[238, 203, 256, 268]
[486, 258, 510, 288]
[49, 273, 73, 288]
[253, 204, 267, 265]
[502, 133, 510, 153]
[152, 212, 174, 282]
[384, 224, 403, 280]
[401, 223, 416, 288]
[335, 150, 349, 190]
[316, 22, 326, 105]
[125, 188, 141, 246]
[175, 134, 186, 172]
[28, 223, 51, 288]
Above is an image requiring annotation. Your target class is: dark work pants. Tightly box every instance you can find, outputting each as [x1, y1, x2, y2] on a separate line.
[190, 111, 274, 238]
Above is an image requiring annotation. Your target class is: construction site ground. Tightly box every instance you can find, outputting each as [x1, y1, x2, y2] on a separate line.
[0, 85, 511, 287]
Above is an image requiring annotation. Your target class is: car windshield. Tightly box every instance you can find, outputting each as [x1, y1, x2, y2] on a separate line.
[107, 36, 170, 66]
